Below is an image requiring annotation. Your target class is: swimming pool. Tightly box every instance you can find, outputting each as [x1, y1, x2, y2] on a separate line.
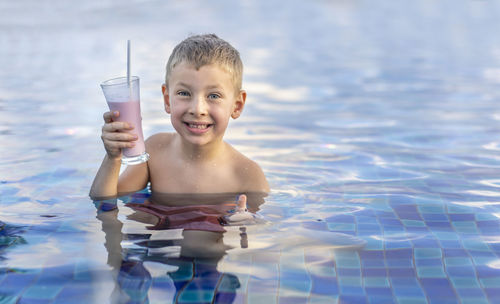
[2, 0, 500, 303]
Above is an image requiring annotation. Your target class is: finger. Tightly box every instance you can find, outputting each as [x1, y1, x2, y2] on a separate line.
[237, 194, 247, 211]
[102, 132, 138, 142]
[103, 111, 120, 123]
[102, 121, 134, 132]
[102, 138, 136, 149]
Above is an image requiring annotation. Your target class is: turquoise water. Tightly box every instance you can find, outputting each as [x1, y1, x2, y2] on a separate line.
[2, 0, 500, 303]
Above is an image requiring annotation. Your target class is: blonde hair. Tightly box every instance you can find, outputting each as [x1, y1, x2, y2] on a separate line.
[165, 34, 243, 92]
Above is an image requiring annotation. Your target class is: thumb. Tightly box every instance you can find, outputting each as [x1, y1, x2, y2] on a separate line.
[237, 194, 247, 211]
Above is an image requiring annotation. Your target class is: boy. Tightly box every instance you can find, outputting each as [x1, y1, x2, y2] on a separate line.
[90, 34, 269, 201]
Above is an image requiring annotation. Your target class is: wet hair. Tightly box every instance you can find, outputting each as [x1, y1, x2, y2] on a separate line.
[165, 34, 243, 92]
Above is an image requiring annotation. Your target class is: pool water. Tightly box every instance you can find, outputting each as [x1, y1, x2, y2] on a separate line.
[2, 0, 500, 303]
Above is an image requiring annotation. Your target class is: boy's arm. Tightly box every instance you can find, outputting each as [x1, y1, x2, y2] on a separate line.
[89, 155, 122, 199]
[89, 111, 149, 200]
[242, 160, 270, 194]
[89, 157, 149, 200]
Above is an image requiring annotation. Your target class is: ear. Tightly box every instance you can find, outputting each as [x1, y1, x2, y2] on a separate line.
[231, 90, 246, 119]
[162, 84, 171, 114]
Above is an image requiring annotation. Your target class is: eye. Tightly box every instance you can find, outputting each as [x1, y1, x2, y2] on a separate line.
[177, 90, 190, 97]
[208, 93, 221, 100]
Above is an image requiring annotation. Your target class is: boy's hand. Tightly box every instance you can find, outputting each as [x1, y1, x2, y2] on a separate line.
[101, 111, 136, 160]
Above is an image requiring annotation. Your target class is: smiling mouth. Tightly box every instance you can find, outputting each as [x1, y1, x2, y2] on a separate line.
[184, 122, 213, 130]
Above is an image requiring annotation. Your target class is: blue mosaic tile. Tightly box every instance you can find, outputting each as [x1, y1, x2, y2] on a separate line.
[444, 257, 472, 267]
[395, 297, 427, 304]
[415, 258, 441, 267]
[475, 213, 499, 221]
[428, 298, 460, 304]
[455, 287, 485, 298]
[279, 277, 311, 294]
[338, 294, 368, 304]
[358, 224, 382, 233]
[0, 273, 39, 294]
[362, 260, 386, 268]
[484, 288, 500, 301]
[417, 205, 445, 214]
[334, 257, 361, 269]
[357, 216, 379, 224]
[419, 278, 456, 298]
[214, 292, 239, 304]
[364, 238, 384, 250]
[439, 240, 463, 249]
[443, 249, 468, 257]
[0, 295, 19, 304]
[386, 240, 413, 250]
[327, 223, 356, 232]
[448, 214, 475, 221]
[401, 220, 425, 227]
[375, 211, 397, 218]
[278, 296, 310, 304]
[432, 231, 459, 241]
[368, 296, 396, 304]
[385, 249, 413, 259]
[22, 284, 64, 300]
[379, 218, 403, 226]
[17, 298, 53, 304]
[451, 221, 478, 233]
[388, 268, 416, 278]
[421, 213, 448, 221]
[359, 250, 384, 259]
[461, 299, 490, 304]
[416, 266, 446, 278]
[411, 238, 440, 248]
[386, 259, 413, 268]
[177, 289, 214, 303]
[309, 274, 338, 296]
[338, 268, 361, 276]
[53, 285, 93, 304]
[449, 277, 480, 288]
[326, 214, 355, 223]
[390, 277, 420, 288]
[426, 221, 453, 230]
[479, 277, 500, 288]
[414, 248, 442, 259]
[392, 204, 419, 213]
[365, 287, 393, 297]
[363, 269, 387, 277]
[396, 213, 423, 221]
[446, 266, 476, 277]
[392, 286, 425, 297]
[475, 265, 500, 278]
[476, 220, 500, 228]
[462, 240, 491, 252]
[364, 277, 390, 287]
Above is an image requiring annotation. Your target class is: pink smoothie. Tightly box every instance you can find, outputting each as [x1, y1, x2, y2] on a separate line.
[108, 100, 146, 157]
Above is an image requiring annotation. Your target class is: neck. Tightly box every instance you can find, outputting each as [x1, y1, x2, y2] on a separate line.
[174, 135, 226, 163]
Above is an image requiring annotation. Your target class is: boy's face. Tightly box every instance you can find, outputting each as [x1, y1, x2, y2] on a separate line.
[162, 62, 246, 147]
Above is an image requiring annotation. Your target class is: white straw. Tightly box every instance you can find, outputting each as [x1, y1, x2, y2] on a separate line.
[127, 40, 131, 87]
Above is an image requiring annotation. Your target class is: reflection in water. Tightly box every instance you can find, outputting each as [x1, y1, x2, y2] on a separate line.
[94, 191, 366, 303]
[94, 191, 265, 303]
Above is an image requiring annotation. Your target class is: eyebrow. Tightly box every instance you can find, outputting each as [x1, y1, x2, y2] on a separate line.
[176, 82, 224, 91]
[176, 82, 192, 89]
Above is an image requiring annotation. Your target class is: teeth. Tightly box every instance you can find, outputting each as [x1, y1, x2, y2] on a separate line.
[189, 124, 208, 129]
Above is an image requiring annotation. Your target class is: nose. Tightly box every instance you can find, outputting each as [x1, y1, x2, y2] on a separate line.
[189, 94, 208, 116]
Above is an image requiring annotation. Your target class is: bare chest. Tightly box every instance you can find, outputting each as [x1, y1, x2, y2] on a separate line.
[148, 154, 241, 194]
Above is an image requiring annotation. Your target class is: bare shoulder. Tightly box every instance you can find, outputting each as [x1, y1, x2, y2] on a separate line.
[227, 144, 270, 193]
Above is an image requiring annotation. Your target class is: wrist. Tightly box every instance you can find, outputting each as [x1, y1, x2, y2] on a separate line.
[105, 154, 122, 163]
